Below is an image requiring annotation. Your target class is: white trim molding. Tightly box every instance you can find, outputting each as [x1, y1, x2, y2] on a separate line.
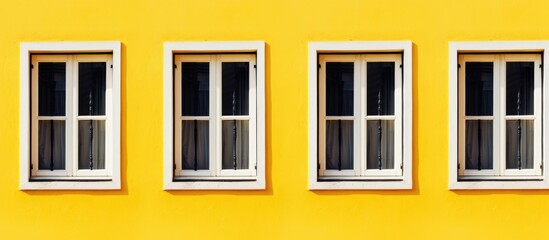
[163, 41, 266, 190]
[20, 42, 121, 190]
[449, 41, 549, 190]
[308, 41, 413, 190]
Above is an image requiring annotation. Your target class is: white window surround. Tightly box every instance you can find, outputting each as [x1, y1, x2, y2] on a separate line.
[163, 41, 265, 190]
[20, 42, 121, 190]
[449, 41, 549, 190]
[308, 41, 413, 190]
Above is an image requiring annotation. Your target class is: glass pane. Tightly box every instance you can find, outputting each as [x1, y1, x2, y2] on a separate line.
[506, 120, 534, 169]
[367, 62, 395, 116]
[79, 62, 106, 116]
[366, 120, 394, 169]
[222, 120, 249, 169]
[182, 120, 209, 170]
[506, 62, 534, 115]
[222, 62, 249, 116]
[38, 63, 66, 116]
[182, 62, 209, 116]
[78, 120, 105, 170]
[38, 120, 65, 170]
[465, 120, 493, 170]
[326, 62, 354, 116]
[326, 120, 353, 170]
[465, 62, 493, 116]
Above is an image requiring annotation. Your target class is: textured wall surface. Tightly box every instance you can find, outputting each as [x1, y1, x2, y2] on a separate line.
[1, 0, 549, 239]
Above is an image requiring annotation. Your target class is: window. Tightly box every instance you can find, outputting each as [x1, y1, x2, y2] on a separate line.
[449, 42, 549, 189]
[164, 42, 265, 190]
[308, 42, 412, 190]
[20, 42, 121, 190]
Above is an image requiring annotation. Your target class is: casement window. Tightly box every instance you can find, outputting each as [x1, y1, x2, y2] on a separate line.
[308, 42, 412, 190]
[164, 42, 265, 190]
[20, 42, 121, 190]
[449, 42, 549, 189]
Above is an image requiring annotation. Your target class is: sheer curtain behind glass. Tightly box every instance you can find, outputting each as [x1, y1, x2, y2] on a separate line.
[506, 62, 535, 169]
[181, 62, 210, 170]
[465, 62, 494, 170]
[221, 62, 249, 170]
[325, 62, 354, 170]
[78, 62, 106, 170]
[38, 63, 66, 170]
[366, 62, 395, 170]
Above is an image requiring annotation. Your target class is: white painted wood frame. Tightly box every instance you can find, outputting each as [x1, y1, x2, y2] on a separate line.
[449, 41, 549, 189]
[164, 42, 265, 190]
[309, 41, 413, 190]
[20, 42, 121, 190]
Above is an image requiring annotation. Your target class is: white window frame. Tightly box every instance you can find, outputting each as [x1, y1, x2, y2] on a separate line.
[174, 54, 257, 179]
[308, 41, 413, 190]
[164, 42, 265, 190]
[449, 41, 549, 189]
[20, 42, 121, 190]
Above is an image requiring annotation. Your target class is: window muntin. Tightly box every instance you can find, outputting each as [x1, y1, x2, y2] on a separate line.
[31, 54, 113, 179]
[318, 54, 403, 179]
[458, 54, 542, 179]
[174, 54, 257, 179]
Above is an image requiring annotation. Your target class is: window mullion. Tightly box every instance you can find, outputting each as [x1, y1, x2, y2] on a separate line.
[495, 55, 504, 176]
[215, 56, 222, 177]
[68, 56, 76, 177]
[358, 55, 366, 176]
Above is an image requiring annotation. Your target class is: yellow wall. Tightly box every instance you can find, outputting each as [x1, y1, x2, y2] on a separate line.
[1, 0, 549, 239]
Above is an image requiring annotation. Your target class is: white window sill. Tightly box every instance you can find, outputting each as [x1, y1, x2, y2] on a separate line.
[20, 180, 120, 190]
[309, 179, 412, 190]
[450, 180, 549, 190]
[164, 180, 265, 190]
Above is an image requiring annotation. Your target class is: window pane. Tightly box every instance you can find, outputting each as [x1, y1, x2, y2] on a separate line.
[506, 120, 534, 169]
[38, 63, 66, 116]
[182, 120, 209, 170]
[367, 62, 395, 116]
[38, 120, 65, 170]
[222, 120, 249, 169]
[506, 62, 534, 115]
[366, 120, 394, 169]
[78, 120, 105, 170]
[326, 62, 354, 116]
[182, 62, 209, 116]
[326, 120, 353, 170]
[222, 62, 249, 116]
[465, 120, 493, 170]
[79, 62, 106, 116]
[465, 62, 493, 116]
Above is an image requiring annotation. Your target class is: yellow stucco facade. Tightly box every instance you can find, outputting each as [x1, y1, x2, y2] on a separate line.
[1, 0, 549, 239]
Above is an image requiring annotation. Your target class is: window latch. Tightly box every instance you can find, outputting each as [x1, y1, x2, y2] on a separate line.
[173, 64, 177, 69]
[30, 163, 33, 170]
[400, 64, 403, 68]
[31, 64, 34, 69]
[457, 163, 460, 170]
[318, 64, 321, 69]
[110, 64, 113, 69]
[540, 64, 543, 69]
[458, 64, 461, 69]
